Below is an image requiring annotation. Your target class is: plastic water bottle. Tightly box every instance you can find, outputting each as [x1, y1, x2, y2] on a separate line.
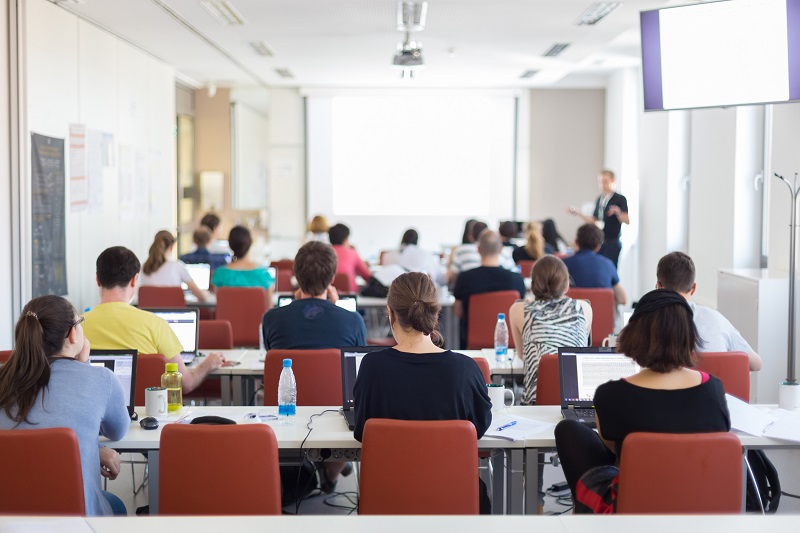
[494, 313, 509, 363]
[277, 358, 297, 425]
[161, 363, 182, 412]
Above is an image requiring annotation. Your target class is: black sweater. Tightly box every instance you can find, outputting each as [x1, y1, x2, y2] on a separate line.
[353, 348, 492, 442]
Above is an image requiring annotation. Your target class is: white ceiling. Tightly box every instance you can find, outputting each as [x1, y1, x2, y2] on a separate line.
[57, 0, 676, 89]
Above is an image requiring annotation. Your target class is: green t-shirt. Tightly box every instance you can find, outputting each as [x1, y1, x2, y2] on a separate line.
[211, 266, 275, 290]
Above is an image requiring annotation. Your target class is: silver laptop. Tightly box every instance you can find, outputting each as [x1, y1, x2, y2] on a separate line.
[183, 263, 211, 291]
[144, 308, 200, 365]
[88, 349, 138, 418]
[277, 294, 358, 312]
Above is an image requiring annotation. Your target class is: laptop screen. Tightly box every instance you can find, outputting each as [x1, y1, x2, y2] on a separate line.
[88, 349, 137, 416]
[340, 346, 385, 410]
[144, 308, 199, 355]
[559, 348, 640, 404]
[182, 263, 211, 291]
[277, 295, 358, 312]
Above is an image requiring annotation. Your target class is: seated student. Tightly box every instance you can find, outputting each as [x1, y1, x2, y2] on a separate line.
[139, 230, 208, 302]
[453, 230, 526, 349]
[262, 241, 367, 351]
[509, 256, 592, 405]
[200, 212, 233, 255]
[180, 226, 230, 271]
[211, 225, 275, 298]
[302, 214, 330, 245]
[657, 251, 762, 371]
[382, 228, 446, 285]
[512, 221, 546, 264]
[449, 222, 516, 285]
[0, 295, 129, 516]
[562, 224, 627, 305]
[353, 272, 492, 511]
[554, 289, 731, 511]
[328, 223, 372, 293]
[83, 246, 225, 393]
[541, 218, 568, 255]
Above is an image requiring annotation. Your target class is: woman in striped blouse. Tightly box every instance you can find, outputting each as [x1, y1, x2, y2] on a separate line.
[509, 255, 592, 404]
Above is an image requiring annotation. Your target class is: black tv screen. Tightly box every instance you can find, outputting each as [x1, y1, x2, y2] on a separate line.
[641, 0, 800, 111]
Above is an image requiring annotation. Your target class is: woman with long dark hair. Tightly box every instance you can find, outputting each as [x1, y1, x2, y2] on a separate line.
[0, 296, 130, 515]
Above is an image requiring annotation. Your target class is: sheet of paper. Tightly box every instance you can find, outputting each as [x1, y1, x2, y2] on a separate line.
[0, 519, 93, 533]
[762, 409, 800, 443]
[484, 414, 554, 441]
[726, 393, 776, 436]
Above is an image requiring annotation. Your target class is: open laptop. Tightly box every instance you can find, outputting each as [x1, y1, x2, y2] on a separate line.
[182, 263, 211, 291]
[278, 294, 358, 312]
[340, 346, 386, 430]
[143, 307, 200, 365]
[88, 349, 138, 419]
[558, 346, 640, 428]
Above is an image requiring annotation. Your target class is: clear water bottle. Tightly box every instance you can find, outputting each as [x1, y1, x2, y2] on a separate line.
[277, 358, 297, 425]
[161, 363, 182, 412]
[494, 313, 509, 363]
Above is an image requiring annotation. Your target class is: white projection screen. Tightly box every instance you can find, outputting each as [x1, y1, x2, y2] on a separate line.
[306, 92, 516, 258]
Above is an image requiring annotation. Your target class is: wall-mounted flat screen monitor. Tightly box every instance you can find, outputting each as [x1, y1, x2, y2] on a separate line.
[641, 0, 800, 111]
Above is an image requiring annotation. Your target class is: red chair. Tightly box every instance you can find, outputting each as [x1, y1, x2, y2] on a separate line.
[138, 286, 186, 308]
[0, 350, 12, 363]
[616, 432, 743, 514]
[159, 424, 282, 515]
[518, 260, 536, 279]
[566, 288, 614, 347]
[332, 272, 350, 292]
[263, 349, 342, 406]
[466, 291, 521, 349]
[270, 259, 294, 272]
[367, 337, 397, 347]
[199, 320, 234, 350]
[535, 354, 560, 406]
[694, 351, 750, 402]
[471, 357, 491, 384]
[276, 269, 294, 292]
[360, 419, 479, 514]
[135, 353, 167, 406]
[0, 428, 85, 515]
[215, 287, 269, 348]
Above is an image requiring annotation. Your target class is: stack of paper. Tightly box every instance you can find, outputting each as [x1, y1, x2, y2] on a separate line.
[483, 414, 554, 441]
[727, 394, 800, 442]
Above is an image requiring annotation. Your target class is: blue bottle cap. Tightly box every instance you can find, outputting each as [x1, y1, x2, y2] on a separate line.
[283, 358, 292, 368]
[498, 313, 505, 320]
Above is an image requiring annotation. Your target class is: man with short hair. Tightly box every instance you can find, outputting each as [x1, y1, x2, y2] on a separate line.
[83, 246, 224, 393]
[453, 230, 526, 349]
[657, 251, 762, 371]
[448, 221, 516, 285]
[563, 224, 627, 305]
[569, 169, 629, 267]
[179, 226, 230, 271]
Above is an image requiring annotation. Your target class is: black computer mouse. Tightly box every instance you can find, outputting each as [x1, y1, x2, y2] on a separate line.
[139, 416, 159, 430]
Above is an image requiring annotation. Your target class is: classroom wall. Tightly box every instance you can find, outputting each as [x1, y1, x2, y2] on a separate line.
[23, 0, 176, 314]
[0, 3, 12, 347]
[768, 102, 800, 273]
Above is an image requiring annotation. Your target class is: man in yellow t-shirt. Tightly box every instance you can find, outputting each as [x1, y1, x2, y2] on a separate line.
[83, 246, 224, 393]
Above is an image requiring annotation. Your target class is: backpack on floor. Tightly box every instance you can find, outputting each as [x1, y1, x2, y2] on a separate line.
[746, 449, 780, 513]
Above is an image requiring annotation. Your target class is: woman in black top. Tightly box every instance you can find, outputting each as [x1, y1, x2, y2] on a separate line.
[554, 289, 731, 503]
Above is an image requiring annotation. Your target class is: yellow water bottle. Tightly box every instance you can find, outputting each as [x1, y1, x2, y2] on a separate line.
[161, 363, 182, 412]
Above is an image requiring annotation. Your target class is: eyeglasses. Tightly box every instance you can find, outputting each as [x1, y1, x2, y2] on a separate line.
[67, 316, 85, 338]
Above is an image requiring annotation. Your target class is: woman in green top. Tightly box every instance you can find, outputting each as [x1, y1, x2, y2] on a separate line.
[211, 226, 275, 297]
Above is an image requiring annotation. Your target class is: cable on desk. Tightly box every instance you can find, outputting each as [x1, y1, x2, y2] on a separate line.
[323, 491, 359, 514]
[293, 409, 339, 515]
[782, 491, 800, 499]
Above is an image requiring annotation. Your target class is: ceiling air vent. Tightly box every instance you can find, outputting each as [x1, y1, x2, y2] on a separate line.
[274, 68, 294, 79]
[542, 43, 570, 57]
[576, 2, 621, 25]
[519, 70, 539, 79]
[249, 41, 274, 57]
[200, 1, 246, 26]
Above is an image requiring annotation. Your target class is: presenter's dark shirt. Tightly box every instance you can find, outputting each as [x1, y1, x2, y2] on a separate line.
[179, 247, 230, 271]
[352, 348, 492, 442]
[562, 250, 619, 289]
[593, 192, 628, 242]
[595, 375, 730, 456]
[261, 298, 366, 350]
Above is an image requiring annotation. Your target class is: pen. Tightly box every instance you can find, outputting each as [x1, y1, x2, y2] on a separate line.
[495, 420, 517, 432]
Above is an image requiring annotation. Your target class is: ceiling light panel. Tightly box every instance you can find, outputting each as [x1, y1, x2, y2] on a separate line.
[543, 43, 570, 57]
[248, 41, 274, 57]
[576, 2, 621, 26]
[274, 68, 294, 79]
[200, 1, 247, 26]
[397, 1, 428, 32]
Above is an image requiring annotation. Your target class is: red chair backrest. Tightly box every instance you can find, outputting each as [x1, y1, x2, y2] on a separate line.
[0, 427, 85, 515]
[471, 357, 491, 384]
[617, 432, 743, 514]
[263, 349, 342, 406]
[332, 272, 350, 292]
[138, 286, 186, 308]
[536, 354, 560, 406]
[276, 269, 294, 292]
[198, 320, 234, 350]
[270, 259, 294, 272]
[0, 350, 12, 363]
[159, 424, 281, 515]
[360, 419, 479, 514]
[566, 287, 614, 346]
[694, 351, 750, 402]
[135, 353, 167, 406]
[518, 260, 536, 279]
[466, 291, 521, 350]
[215, 287, 269, 348]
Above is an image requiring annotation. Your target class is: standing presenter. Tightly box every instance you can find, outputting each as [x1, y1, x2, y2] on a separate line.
[569, 169, 629, 268]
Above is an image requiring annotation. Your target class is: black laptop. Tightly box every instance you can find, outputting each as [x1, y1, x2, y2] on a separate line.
[558, 346, 640, 428]
[143, 308, 200, 365]
[88, 349, 138, 419]
[340, 346, 385, 430]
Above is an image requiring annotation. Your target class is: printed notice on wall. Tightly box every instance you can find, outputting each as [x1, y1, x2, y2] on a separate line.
[69, 124, 88, 212]
[31, 133, 68, 297]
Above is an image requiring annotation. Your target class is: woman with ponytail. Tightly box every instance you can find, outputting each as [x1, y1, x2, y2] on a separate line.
[0, 296, 130, 515]
[140, 230, 208, 302]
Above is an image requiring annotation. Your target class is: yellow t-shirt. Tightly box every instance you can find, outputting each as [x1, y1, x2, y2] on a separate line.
[82, 302, 183, 360]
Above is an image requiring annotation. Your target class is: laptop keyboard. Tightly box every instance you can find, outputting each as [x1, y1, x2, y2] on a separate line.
[573, 408, 596, 418]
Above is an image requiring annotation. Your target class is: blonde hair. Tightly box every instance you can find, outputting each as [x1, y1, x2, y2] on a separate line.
[143, 230, 175, 275]
[524, 222, 545, 260]
[308, 215, 329, 234]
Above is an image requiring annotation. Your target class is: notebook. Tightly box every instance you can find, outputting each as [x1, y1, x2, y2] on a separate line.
[340, 346, 386, 430]
[144, 308, 200, 365]
[182, 263, 211, 291]
[277, 294, 358, 312]
[558, 346, 640, 428]
[88, 349, 138, 419]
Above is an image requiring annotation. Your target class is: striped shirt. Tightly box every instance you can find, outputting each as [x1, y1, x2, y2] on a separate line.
[521, 296, 589, 405]
[449, 243, 517, 276]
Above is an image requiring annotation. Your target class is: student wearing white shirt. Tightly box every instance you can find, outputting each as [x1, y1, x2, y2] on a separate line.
[139, 230, 208, 302]
[382, 229, 445, 285]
